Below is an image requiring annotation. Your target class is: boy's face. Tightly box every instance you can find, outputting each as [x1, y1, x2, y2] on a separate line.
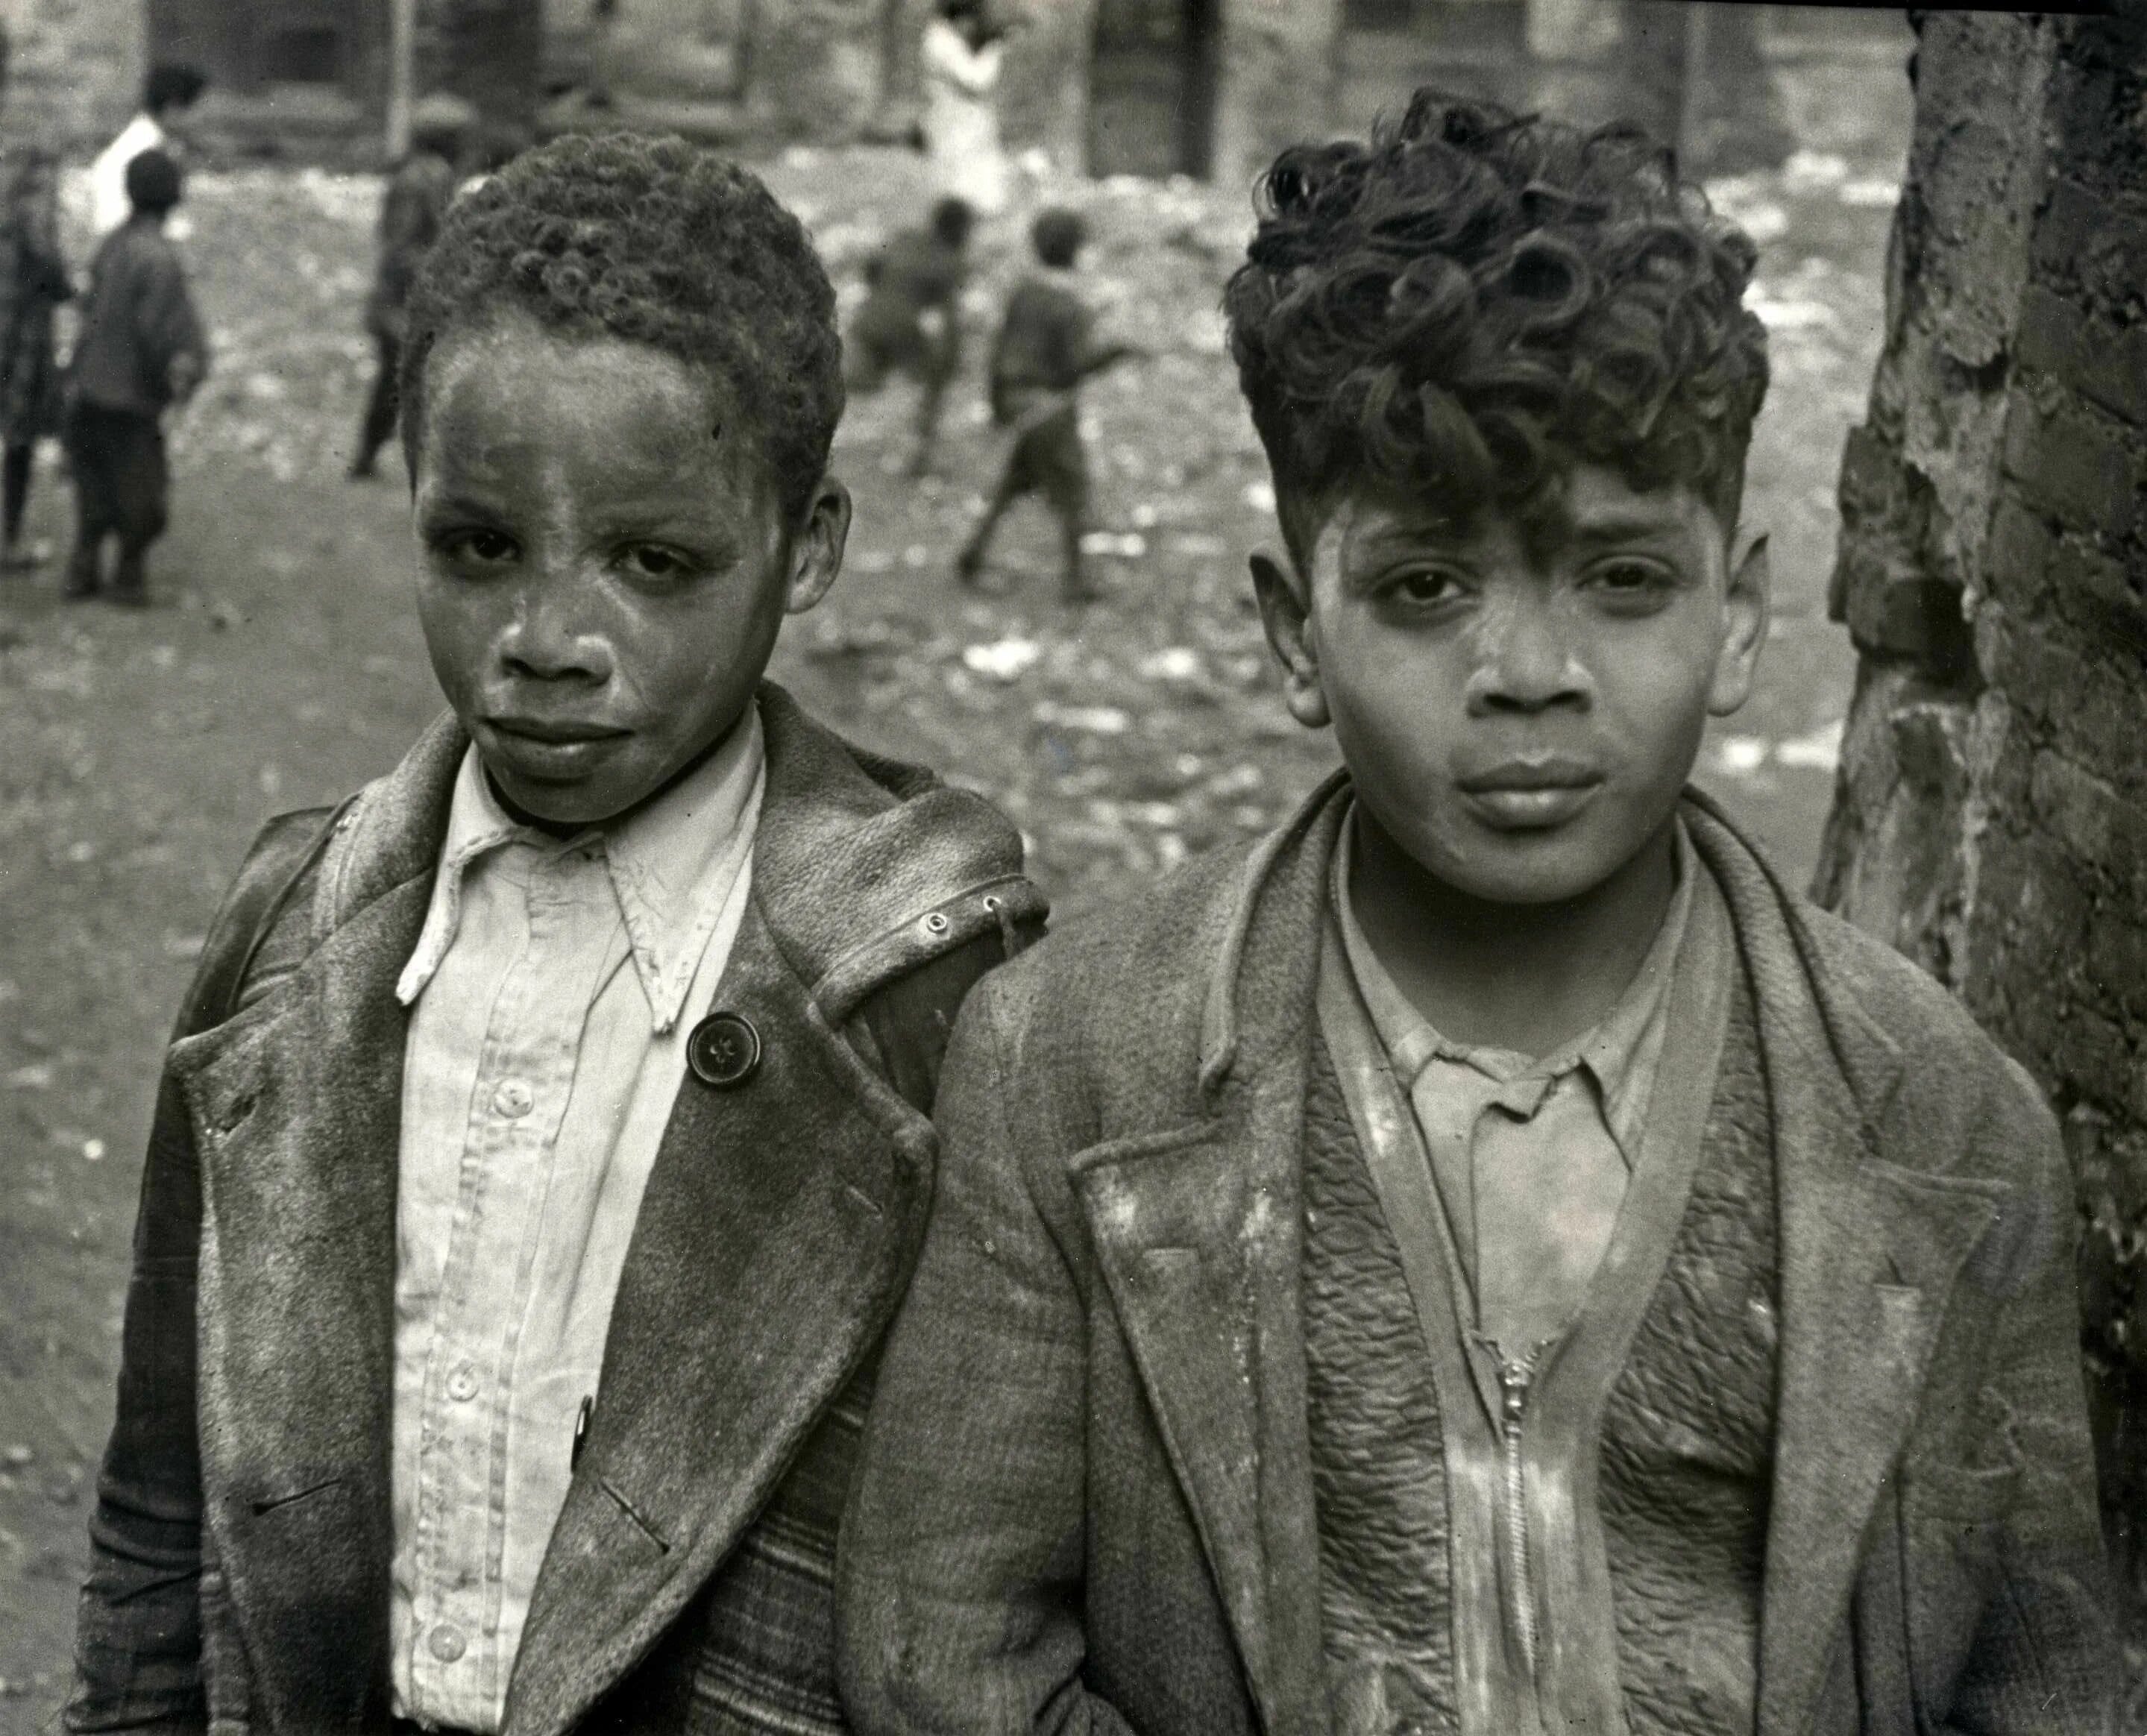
[411, 312, 848, 827]
[1254, 462, 1767, 906]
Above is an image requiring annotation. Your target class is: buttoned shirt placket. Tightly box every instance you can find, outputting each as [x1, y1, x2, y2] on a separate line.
[403, 836, 631, 1720]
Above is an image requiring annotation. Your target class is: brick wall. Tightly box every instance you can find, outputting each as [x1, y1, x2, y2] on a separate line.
[1813, 7, 2147, 1608]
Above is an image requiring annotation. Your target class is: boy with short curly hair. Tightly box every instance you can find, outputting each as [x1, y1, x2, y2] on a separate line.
[71, 133, 1043, 1736]
[840, 94, 2116, 1735]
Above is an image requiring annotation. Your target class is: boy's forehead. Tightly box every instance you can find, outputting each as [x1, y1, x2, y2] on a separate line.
[420, 315, 749, 459]
[1302, 462, 1722, 568]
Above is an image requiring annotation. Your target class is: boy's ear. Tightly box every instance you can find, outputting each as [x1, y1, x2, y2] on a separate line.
[1708, 531, 1770, 717]
[785, 476, 851, 616]
[1250, 548, 1330, 731]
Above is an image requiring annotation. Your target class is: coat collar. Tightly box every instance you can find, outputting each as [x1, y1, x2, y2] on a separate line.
[1070, 779, 1348, 1736]
[166, 682, 1034, 1735]
[1095, 776, 2004, 1736]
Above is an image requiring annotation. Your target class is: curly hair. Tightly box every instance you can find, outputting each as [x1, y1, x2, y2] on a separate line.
[400, 132, 843, 523]
[1223, 91, 1769, 558]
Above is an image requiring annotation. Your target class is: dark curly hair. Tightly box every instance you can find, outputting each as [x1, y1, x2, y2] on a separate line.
[400, 133, 843, 523]
[1224, 91, 1769, 560]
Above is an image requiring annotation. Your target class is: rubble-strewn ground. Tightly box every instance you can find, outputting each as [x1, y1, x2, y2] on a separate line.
[0, 63, 1906, 1721]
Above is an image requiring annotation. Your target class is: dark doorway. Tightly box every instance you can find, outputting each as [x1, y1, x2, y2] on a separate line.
[148, 0, 367, 98]
[1087, 0, 1222, 180]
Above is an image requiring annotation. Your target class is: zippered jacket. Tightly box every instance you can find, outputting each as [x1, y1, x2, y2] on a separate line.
[839, 772, 2118, 1736]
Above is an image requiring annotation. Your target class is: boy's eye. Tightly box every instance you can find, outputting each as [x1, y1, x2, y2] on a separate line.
[1380, 566, 1471, 609]
[1584, 557, 1679, 605]
[438, 528, 518, 567]
[618, 544, 700, 584]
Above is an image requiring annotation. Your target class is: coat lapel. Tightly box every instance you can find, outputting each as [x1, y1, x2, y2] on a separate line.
[505, 905, 933, 1736]
[505, 691, 1019, 1736]
[1069, 785, 1346, 1736]
[166, 718, 459, 1734]
[1684, 799, 2008, 1736]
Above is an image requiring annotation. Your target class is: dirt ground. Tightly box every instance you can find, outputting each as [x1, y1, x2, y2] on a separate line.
[0, 69, 1907, 1723]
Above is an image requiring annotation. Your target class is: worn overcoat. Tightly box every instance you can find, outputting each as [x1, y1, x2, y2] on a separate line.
[839, 777, 2118, 1736]
[70, 684, 1045, 1735]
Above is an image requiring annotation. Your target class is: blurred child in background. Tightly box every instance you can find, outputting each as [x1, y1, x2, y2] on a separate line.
[0, 148, 72, 571]
[846, 195, 972, 478]
[958, 207, 1138, 604]
[64, 149, 207, 606]
[89, 63, 207, 239]
[922, 0, 1009, 216]
[351, 93, 475, 479]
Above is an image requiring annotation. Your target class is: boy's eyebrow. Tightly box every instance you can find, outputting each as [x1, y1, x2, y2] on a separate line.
[1556, 507, 1691, 547]
[415, 490, 515, 525]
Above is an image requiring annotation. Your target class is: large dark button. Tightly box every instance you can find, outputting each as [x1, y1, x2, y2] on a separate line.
[688, 1011, 761, 1088]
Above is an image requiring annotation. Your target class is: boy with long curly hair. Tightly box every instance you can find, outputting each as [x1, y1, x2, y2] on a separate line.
[69, 134, 1043, 1736]
[840, 93, 2116, 1735]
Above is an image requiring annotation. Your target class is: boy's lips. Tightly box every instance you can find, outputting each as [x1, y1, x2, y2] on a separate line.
[485, 716, 632, 744]
[481, 716, 632, 781]
[1453, 758, 1605, 829]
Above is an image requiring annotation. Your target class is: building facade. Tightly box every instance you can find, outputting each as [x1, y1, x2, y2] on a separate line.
[2, 0, 1889, 177]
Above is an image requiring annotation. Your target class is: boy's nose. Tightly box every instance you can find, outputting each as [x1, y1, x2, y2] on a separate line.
[497, 582, 614, 685]
[1464, 603, 1591, 714]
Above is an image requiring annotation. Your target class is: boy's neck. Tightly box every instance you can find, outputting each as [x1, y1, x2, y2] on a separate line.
[1345, 805, 1680, 1058]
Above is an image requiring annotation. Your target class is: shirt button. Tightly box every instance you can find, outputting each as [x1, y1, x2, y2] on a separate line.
[446, 1363, 480, 1402]
[492, 1078, 534, 1119]
[428, 1622, 467, 1663]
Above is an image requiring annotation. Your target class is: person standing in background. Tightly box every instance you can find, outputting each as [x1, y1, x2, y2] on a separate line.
[64, 149, 207, 606]
[89, 63, 207, 240]
[846, 195, 974, 478]
[958, 208, 1139, 603]
[0, 148, 72, 571]
[922, 0, 1010, 218]
[351, 93, 474, 480]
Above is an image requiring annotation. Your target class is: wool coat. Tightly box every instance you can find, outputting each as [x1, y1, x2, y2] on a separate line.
[838, 776, 2118, 1736]
[69, 684, 1046, 1736]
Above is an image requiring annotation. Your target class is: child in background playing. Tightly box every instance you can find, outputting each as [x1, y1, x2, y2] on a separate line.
[958, 207, 1137, 604]
[64, 148, 206, 606]
[846, 195, 972, 478]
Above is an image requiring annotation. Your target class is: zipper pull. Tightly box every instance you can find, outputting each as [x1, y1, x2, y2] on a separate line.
[1497, 1359, 1531, 1427]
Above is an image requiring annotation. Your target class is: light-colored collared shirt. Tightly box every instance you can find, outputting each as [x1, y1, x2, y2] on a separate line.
[90, 114, 164, 237]
[389, 708, 766, 1732]
[1330, 810, 1697, 1356]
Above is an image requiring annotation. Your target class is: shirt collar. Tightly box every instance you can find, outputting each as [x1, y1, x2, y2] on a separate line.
[1330, 805, 1699, 1160]
[395, 704, 766, 1032]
